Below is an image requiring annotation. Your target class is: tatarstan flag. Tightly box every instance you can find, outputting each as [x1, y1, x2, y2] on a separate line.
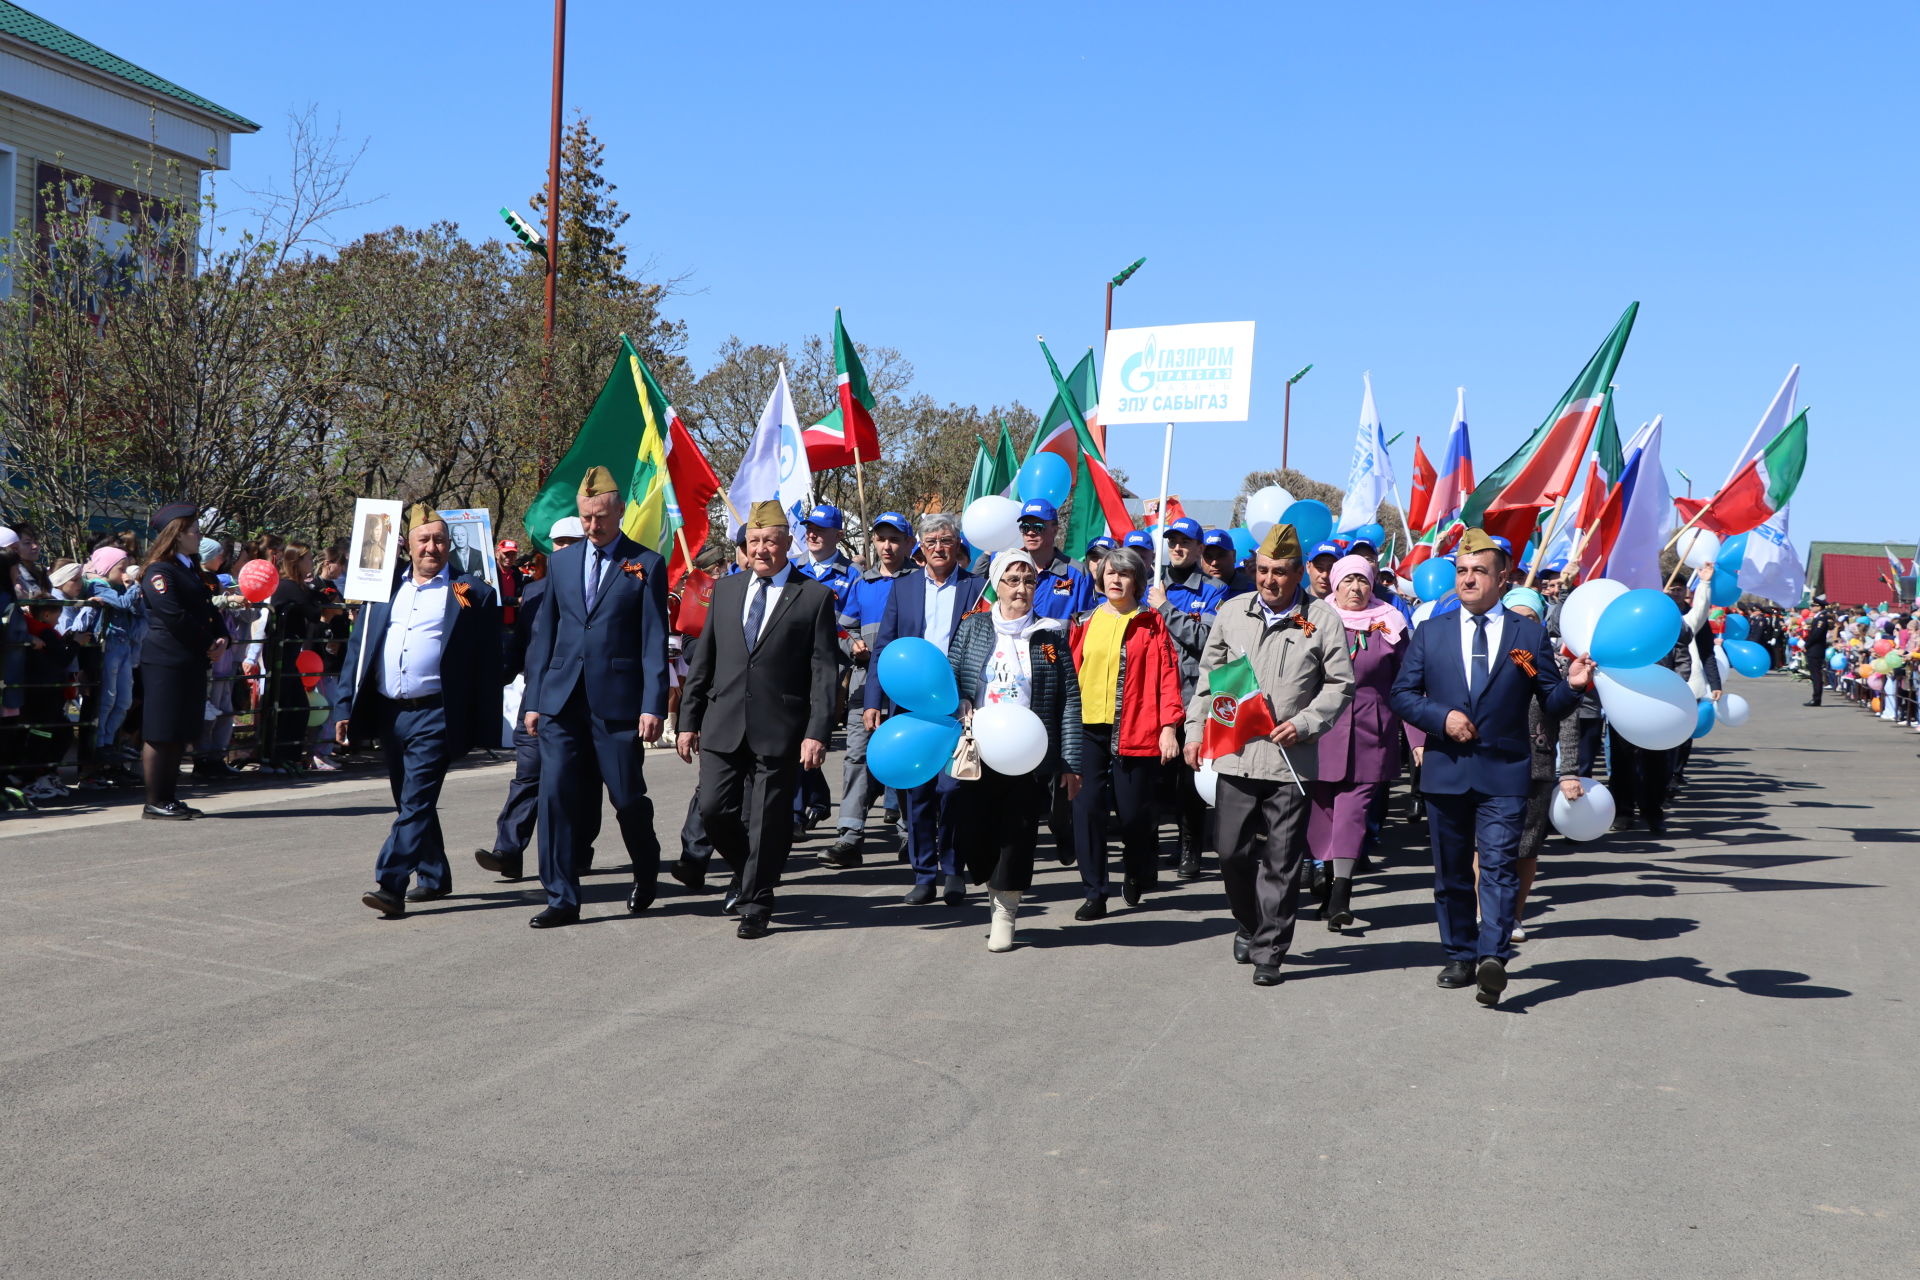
[1200, 654, 1278, 760]
[1033, 341, 1133, 539]
[1464, 303, 1638, 549]
[1673, 409, 1809, 537]
[805, 308, 883, 471]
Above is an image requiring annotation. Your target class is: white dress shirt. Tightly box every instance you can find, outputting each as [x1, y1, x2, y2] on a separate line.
[582, 537, 619, 605]
[741, 562, 793, 645]
[1458, 601, 1506, 692]
[922, 569, 960, 654]
[379, 568, 451, 699]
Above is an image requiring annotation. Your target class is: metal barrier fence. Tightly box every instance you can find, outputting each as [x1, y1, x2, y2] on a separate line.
[1, 594, 357, 784]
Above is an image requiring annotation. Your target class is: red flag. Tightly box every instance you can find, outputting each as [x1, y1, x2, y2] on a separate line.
[1142, 496, 1186, 528]
[670, 567, 715, 637]
[1407, 437, 1437, 534]
[665, 415, 719, 587]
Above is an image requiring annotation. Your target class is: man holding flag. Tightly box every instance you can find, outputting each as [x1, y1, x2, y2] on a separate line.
[1184, 523, 1353, 988]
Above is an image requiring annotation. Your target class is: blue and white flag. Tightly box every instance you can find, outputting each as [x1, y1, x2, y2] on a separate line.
[1335, 372, 1396, 534]
[726, 363, 813, 540]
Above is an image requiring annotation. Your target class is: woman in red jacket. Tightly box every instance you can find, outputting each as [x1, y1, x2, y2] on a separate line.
[1068, 544, 1185, 918]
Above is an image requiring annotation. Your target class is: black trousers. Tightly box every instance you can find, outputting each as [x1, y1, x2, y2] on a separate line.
[1214, 772, 1312, 966]
[945, 766, 1046, 891]
[1074, 724, 1160, 901]
[1608, 728, 1672, 823]
[1572, 717, 1604, 777]
[1807, 648, 1827, 704]
[700, 745, 799, 922]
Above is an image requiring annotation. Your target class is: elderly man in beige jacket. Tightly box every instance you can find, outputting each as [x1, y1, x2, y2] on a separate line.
[1185, 523, 1354, 987]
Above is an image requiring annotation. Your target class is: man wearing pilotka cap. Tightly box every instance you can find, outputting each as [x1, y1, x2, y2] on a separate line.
[1185, 522, 1353, 986]
[1388, 527, 1596, 1007]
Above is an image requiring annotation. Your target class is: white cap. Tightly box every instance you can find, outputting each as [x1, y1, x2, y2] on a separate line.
[51, 562, 83, 588]
[548, 516, 586, 542]
[0, 527, 17, 549]
[988, 548, 1039, 584]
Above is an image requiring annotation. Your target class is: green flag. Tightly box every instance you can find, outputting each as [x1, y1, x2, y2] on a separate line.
[1595, 389, 1624, 484]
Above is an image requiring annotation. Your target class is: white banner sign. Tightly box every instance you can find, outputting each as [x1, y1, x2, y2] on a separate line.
[343, 497, 402, 602]
[1099, 320, 1256, 424]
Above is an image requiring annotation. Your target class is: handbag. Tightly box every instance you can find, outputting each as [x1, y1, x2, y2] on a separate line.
[948, 723, 981, 781]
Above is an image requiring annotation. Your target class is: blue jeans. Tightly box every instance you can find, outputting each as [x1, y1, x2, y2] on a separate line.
[95, 641, 136, 749]
[373, 702, 453, 896]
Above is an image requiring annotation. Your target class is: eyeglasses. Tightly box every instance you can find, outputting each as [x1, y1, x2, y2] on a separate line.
[921, 537, 958, 548]
[1018, 521, 1048, 532]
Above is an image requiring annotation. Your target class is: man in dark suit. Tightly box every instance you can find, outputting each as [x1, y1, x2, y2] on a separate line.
[339, 504, 503, 918]
[521, 467, 671, 929]
[475, 517, 586, 881]
[863, 512, 986, 905]
[677, 500, 839, 939]
[1389, 528, 1595, 1006]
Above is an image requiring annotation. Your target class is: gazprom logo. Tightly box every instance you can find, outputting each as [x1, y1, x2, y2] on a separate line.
[1121, 334, 1160, 392]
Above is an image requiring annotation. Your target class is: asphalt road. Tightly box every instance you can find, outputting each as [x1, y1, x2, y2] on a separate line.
[4, 675, 1914, 1279]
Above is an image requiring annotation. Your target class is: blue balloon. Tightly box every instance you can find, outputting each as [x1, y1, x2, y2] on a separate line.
[1724, 638, 1771, 678]
[1722, 614, 1750, 642]
[867, 711, 963, 789]
[1353, 522, 1386, 549]
[1710, 571, 1742, 607]
[1280, 499, 1333, 549]
[1829, 650, 1848, 671]
[1228, 527, 1258, 559]
[1591, 588, 1684, 668]
[1016, 453, 1072, 507]
[876, 636, 959, 715]
[1717, 531, 1749, 570]
[1413, 558, 1454, 602]
[1692, 699, 1716, 739]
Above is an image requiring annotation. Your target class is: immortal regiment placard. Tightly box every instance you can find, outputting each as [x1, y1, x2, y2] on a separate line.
[437, 507, 499, 592]
[343, 497, 403, 602]
[1099, 321, 1257, 424]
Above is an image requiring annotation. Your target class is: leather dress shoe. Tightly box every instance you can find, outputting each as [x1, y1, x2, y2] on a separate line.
[475, 848, 522, 879]
[1232, 932, 1253, 964]
[627, 885, 653, 915]
[1252, 963, 1282, 987]
[903, 882, 936, 905]
[528, 906, 580, 929]
[670, 858, 706, 892]
[141, 801, 200, 820]
[736, 915, 770, 940]
[722, 880, 742, 915]
[1178, 853, 1201, 880]
[1122, 877, 1143, 907]
[943, 874, 967, 906]
[1436, 960, 1476, 989]
[1073, 898, 1108, 921]
[404, 885, 451, 903]
[1647, 815, 1669, 837]
[360, 889, 405, 918]
[1475, 957, 1508, 1007]
[819, 835, 864, 868]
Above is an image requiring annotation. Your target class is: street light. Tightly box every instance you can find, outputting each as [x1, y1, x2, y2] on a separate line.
[1283, 363, 1312, 471]
[1676, 468, 1693, 498]
[1105, 256, 1146, 332]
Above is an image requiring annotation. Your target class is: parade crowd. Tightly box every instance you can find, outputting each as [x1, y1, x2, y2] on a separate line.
[2, 481, 1827, 1005]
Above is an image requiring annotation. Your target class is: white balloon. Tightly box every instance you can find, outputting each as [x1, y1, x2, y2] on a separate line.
[1248, 519, 1275, 542]
[971, 701, 1049, 775]
[1195, 762, 1219, 808]
[1559, 578, 1629, 657]
[1411, 599, 1437, 627]
[1596, 664, 1698, 751]
[1244, 485, 1293, 530]
[1676, 527, 1721, 570]
[1715, 692, 1752, 727]
[1550, 778, 1615, 841]
[962, 496, 1022, 554]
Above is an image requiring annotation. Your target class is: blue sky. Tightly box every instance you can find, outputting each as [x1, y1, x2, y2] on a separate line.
[40, 0, 1919, 549]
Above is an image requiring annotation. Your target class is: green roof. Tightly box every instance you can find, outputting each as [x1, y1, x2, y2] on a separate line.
[0, 2, 259, 131]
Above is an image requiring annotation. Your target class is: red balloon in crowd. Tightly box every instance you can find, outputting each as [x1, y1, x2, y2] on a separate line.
[237, 559, 279, 604]
[295, 649, 324, 691]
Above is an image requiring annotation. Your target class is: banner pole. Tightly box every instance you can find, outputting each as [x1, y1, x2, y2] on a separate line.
[1153, 422, 1175, 584]
[1524, 492, 1571, 589]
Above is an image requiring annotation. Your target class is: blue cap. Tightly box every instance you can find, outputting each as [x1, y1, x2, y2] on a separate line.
[1490, 535, 1513, 555]
[1346, 531, 1378, 551]
[1019, 499, 1058, 523]
[1309, 540, 1343, 561]
[1085, 535, 1116, 554]
[1541, 557, 1568, 574]
[870, 510, 911, 534]
[803, 504, 844, 530]
[1123, 530, 1154, 550]
[1201, 528, 1233, 550]
[1165, 516, 1203, 541]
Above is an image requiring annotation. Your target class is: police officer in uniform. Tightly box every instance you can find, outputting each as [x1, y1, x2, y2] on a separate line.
[136, 502, 228, 819]
[822, 510, 915, 867]
[521, 466, 671, 928]
[340, 504, 503, 916]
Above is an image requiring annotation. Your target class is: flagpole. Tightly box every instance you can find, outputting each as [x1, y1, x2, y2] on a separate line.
[1154, 423, 1174, 584]
[1388, 482, 1414, 575]
[1524, 492, 1573, 589]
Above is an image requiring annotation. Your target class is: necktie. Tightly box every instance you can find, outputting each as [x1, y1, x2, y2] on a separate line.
[585, 548, 605, 611]
[745, 576, 769, 652]
[1471, 614, 1490, 695]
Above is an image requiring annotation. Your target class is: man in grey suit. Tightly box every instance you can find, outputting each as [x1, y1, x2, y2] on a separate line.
[676, 500, 839, 939]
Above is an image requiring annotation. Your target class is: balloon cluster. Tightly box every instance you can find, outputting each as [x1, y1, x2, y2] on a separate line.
[867, 636, 1055, 788]
[961, 452, 1076, 554]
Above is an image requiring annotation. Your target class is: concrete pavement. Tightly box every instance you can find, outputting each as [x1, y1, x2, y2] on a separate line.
[3, 674, 1914, 1278]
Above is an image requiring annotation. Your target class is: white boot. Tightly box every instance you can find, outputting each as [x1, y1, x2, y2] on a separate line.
[988, 890, 1021, 952]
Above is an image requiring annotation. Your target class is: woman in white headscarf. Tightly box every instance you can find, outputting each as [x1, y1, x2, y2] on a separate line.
[942, 549, 1083, 951]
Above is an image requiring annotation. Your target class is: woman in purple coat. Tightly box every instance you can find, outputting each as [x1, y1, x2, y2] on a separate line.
[1307, 555, 1423, 931]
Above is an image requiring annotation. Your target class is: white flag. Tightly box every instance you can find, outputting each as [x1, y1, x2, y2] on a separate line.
[1335, 372, 1395, 534]
[726, 363, 813, 540]
[1739, 505, 1806, 606]
[1722, 364, 1801, 486]
[1606, 416, 1672, 589]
